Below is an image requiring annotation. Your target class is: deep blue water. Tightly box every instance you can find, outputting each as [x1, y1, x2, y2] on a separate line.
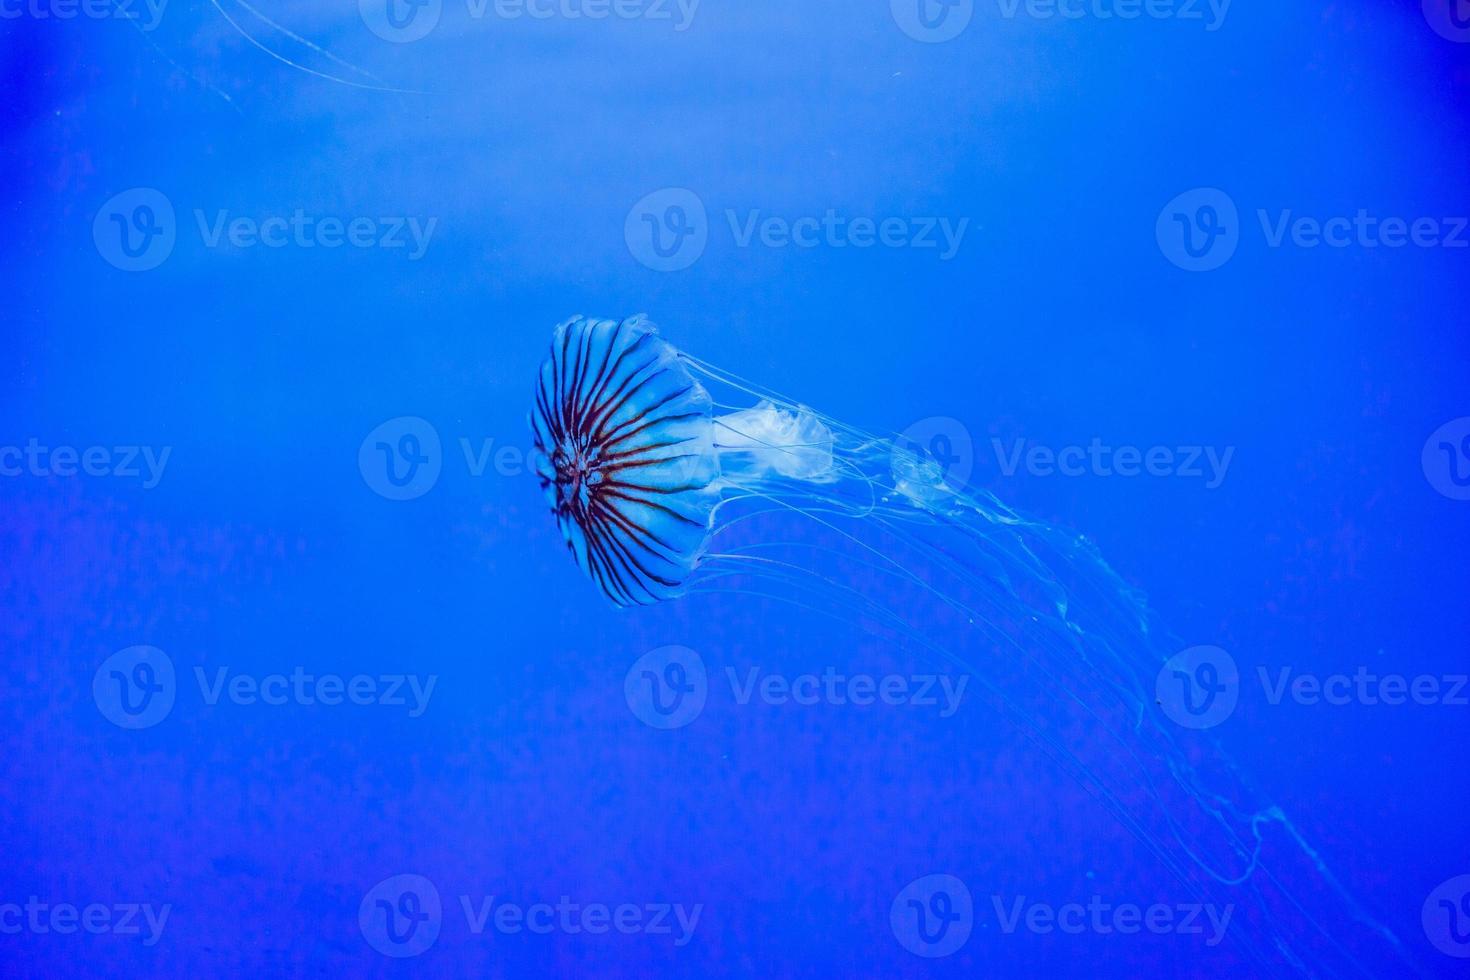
[3, 2, 1469, 976]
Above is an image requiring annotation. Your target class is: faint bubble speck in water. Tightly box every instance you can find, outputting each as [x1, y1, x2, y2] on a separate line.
[625, 645, 708, 729]
[891, 873, 974, 958]
[93, 188, 176, 273]
[1421, 418, 1470, 501]
[1156, 188, 1239, 272]
[360, 874, 442, 957]
[1422, 875, 1470, 958]
[359, 417, 443, 501]
[890, 0, 974, 43]
[625, 188, 708, 272]
[1156, 645, 1239, 729]
[93, 645, 176, 730]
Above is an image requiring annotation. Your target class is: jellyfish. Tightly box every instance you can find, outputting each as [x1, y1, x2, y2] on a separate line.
[529, 314, 1416, 976]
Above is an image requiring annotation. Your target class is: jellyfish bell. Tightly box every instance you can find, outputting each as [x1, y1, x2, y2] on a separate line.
[530, 314, 848, 607]
[527, 314, 1418, 977]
